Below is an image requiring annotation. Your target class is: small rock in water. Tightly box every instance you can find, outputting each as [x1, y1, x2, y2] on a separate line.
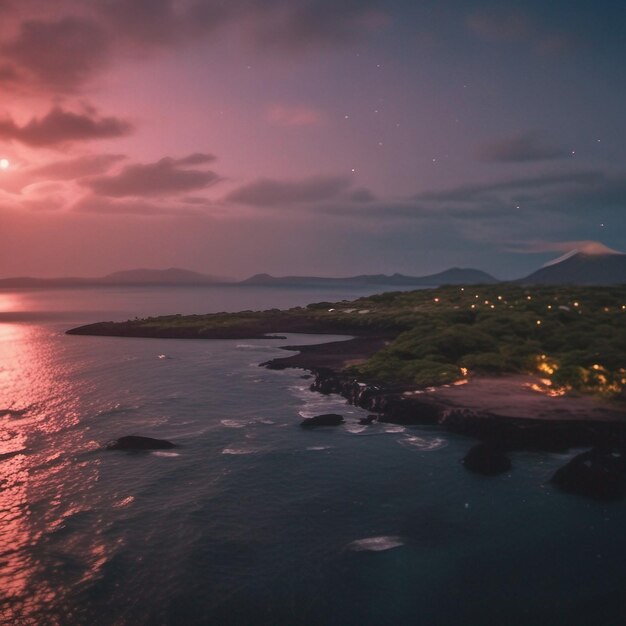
[550, 448, 625, 501]
[105, 435, 177, 451]
[300, 413, 344, 427]
[463, 443, 511, 475]
[358, 415, 378, 425]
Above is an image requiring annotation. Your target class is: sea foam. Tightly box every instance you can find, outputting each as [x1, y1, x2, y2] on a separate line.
[347, 536, 405, 552]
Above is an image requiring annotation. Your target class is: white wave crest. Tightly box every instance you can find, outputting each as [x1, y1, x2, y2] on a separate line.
[347, 536, 405, 552]
[397, 435, 448, 451]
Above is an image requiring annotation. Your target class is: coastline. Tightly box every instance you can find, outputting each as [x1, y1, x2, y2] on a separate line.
[262, 337, 626, 451]
[65, 281, 626, 452]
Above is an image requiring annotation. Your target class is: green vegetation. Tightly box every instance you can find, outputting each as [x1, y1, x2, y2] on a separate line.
[81, 284, 626, 397]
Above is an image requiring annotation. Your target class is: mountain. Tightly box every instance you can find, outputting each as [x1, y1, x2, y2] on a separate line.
[520, 248, 626, 285]
[239, 267, 498, 287]
[0, 268, 222, 288]
[99, 268, 219, 284]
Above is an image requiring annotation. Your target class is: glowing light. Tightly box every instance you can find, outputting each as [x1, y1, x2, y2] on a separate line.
[0, 158, 9, 170]
[536, 320, 541, 325]
[460, 367, 468, 377]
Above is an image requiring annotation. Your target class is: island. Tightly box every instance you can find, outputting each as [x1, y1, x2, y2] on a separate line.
[68, 283, 626, 453]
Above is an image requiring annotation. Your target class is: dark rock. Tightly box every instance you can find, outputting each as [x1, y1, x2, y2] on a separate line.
[359, 415, 378, 425]
[379, 397, 441, 425]
[550, 448, 626, 501]
[463, 443, 511, 475]
[105, 435, 177, 450]
[300, 413, 344, 427]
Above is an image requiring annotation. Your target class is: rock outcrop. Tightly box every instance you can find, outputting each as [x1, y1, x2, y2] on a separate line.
[462, 443, 512, 475]
[551, 448, 626, 501]
[105, 435, 177, 450]
[300, 413, 344, 427]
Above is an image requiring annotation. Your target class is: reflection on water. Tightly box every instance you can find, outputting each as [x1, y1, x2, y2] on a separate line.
[0, 311, 104, 624]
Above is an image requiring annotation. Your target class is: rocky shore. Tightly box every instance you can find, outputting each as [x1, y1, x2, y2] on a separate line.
[262, 339, 626, 452]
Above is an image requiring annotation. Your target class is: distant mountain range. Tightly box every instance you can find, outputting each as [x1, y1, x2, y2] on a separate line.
[240, 268, 498, 287]
[0, 267, 497, 289]
[0, 268, 221, 288]
[2, 246, 625, 288]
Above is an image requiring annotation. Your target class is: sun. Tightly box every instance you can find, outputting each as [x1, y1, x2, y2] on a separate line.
[0, 159, 9, 170]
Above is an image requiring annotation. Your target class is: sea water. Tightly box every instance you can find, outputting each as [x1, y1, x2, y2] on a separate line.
[1, 286, 625, 625]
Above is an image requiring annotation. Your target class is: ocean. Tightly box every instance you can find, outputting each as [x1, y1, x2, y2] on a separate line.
[1, 286, 625, 625]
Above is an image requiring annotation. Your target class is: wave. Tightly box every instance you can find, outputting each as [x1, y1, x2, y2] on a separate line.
[222, 446, 260, 455]
[151, 451, 180, 458]
[397, 435, 448, 451]
[221, 418, 276, 429]
[347, 536, 405, 552]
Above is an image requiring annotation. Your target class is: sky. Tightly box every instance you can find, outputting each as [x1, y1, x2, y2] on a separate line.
[0, 0, 624, 279]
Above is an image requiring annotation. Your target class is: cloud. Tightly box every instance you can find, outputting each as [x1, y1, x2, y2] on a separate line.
[416, 171, 603, 203]
[350, 188, 377, 203]
[84, 155, 222, 197]
[465, 5, 626, 58]
[4, 17, 110, 91]
[173, 153, 216, 166]
[73, 195, 193, 216]
[0, 1, 391, 95]
[226, 175, 352, 206]
[478, 130, 569, 163]
[266, 103, 324, 127]
[30, 154, 126, 180]
[0, 106, 133, 147]
[252, 0, 389, 49]
[507, 240, 623, 255]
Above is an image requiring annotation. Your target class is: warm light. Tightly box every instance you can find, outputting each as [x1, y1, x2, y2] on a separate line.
[433, 297, 439, 302]
[536, 320, 541, 325]
[0, 158, 9, 170]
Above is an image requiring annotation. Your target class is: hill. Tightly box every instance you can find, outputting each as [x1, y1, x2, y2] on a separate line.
[239, 267, 497, 287]
[521, 251, 626, 285]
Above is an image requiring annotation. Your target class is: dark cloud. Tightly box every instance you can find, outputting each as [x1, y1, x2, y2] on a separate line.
[416, 171, 603, 203]
[252, 0, 388, 49]
[85, 156, 222, 197]
[0, 106, 132, 147]
[4, 17, 110, 91]
[479, 130, 569, 163]
[0, 1, 390, 94]
[226, 175, 352, 206]
[173, 153, 217, 166]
